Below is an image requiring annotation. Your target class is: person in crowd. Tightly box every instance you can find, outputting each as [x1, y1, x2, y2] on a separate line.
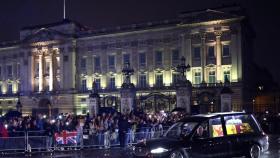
[118, 115, 129, 148]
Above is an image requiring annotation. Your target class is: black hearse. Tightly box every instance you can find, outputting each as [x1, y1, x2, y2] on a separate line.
[133, 112, 269, 158]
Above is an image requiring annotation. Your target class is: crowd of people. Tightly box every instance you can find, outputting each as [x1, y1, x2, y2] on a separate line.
[1, 109, 280, 151]
[0, 109, 186, 148]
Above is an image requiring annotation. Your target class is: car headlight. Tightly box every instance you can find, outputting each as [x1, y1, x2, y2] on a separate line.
[150, 147, 168, 154]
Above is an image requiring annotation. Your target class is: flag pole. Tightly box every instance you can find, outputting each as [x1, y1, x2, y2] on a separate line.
[63, 0, 66, 19]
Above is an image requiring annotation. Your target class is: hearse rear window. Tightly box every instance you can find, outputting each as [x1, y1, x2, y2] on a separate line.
[209, 117, 224, 138]
[224, 115, 259, 135]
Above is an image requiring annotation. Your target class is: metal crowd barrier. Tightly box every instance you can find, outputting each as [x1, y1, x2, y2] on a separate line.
[0, 137, 26, 152]
[26, 131, 48, 151]
[81, 130, 120, 148]
[0, 127, 169, 153]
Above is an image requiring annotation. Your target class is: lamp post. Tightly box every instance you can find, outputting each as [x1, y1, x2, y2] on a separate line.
[175, 56, 192, 114]
[176, 56, 191, 84]
[121, 62, 134, 88]
[120, 61, 136, 114]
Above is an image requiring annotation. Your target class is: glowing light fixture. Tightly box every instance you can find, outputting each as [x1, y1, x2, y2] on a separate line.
[151, 147, 168, 154]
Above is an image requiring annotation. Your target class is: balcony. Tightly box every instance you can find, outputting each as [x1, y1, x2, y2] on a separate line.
[206, 57, 216, 65]
[192, 82, 224, 88]
[108, 66, 116, 73]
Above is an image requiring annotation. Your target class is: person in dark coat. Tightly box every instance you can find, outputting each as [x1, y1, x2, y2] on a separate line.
[118, 115, 129, 148]
[44, 119, 55, 150]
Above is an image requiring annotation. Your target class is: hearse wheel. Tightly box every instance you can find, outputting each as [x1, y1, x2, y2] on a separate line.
[247, 144, 261, 158]
[170, 149, 188, 158]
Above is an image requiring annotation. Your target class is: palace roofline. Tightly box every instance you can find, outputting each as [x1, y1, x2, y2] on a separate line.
[21, 19, 90, 31]
[0, 4, 244, 49]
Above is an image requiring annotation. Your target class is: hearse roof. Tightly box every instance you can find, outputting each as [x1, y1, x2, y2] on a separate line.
[180, 112, 247, 122]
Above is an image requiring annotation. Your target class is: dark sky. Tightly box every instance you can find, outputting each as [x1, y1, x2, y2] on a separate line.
[0, 0, 280, 84]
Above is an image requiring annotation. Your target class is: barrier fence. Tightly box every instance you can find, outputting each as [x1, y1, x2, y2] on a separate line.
[0, 127, 169, 153]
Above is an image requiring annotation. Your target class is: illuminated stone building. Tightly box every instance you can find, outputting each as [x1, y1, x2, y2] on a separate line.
[0, 6, 254, 116]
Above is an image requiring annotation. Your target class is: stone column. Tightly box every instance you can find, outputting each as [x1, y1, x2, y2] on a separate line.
[180, 33, 186, 58]
[215, 31, 222, 82]
[185, 34, 192, 81]
[52, 51, 58, 90]
[38, 53, 44, 92]
[59, 49, 64, 90]
[230, 27, 238, 82]
[49, 52, 54, 91]
[27, 52, 34, 92]
[200, 32, 207, 82]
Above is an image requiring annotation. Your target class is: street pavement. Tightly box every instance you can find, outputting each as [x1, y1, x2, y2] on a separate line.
[1, 135, 279, 158]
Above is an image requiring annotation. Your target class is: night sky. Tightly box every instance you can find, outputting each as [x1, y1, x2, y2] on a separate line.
[0, 0, 279, 84]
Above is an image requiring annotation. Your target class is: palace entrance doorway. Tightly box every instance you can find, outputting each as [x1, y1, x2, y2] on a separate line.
[32, 98, 58, 117]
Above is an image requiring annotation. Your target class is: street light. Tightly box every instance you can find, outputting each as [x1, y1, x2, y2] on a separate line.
[121, 62, 134, 88]
[176, 56, 190, 78]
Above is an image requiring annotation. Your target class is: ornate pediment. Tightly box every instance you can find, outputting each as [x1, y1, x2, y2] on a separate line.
[22, 28, 72, 44]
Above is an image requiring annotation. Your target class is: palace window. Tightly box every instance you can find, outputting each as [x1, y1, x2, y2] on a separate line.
[194, 72, 201, 84]
[108, 55, 115, 69]
[172, 49, 180, 65]
[109, 77, 115, 89]
[139, 53, 146, 67]
[208, 46, 215, 58]
[0, 66, 2, 78]
[155, 73, 163, 87]
[123, 54, 130, 65]
[172, 73, 180, 85]
[222, 45, 230, 57]
[139, 74, 147, 88]
[224, 70, 231, 81]
[94, 56, 101, 70]
[7, 65, 12, 77]
[81, 58, 87, 69]
[193, 47, 201, 59]
[45, 62, 50, 75]
[155, 51, 163, 66]
[95, 78, 101, 89]
[208, 71, 216, 83]
[81, 79, 87, 92]
[7, 84, 13, 94]
[35, 63, 39, 77]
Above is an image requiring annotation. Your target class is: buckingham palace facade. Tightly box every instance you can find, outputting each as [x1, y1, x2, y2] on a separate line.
[0, 6, 255, 116]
